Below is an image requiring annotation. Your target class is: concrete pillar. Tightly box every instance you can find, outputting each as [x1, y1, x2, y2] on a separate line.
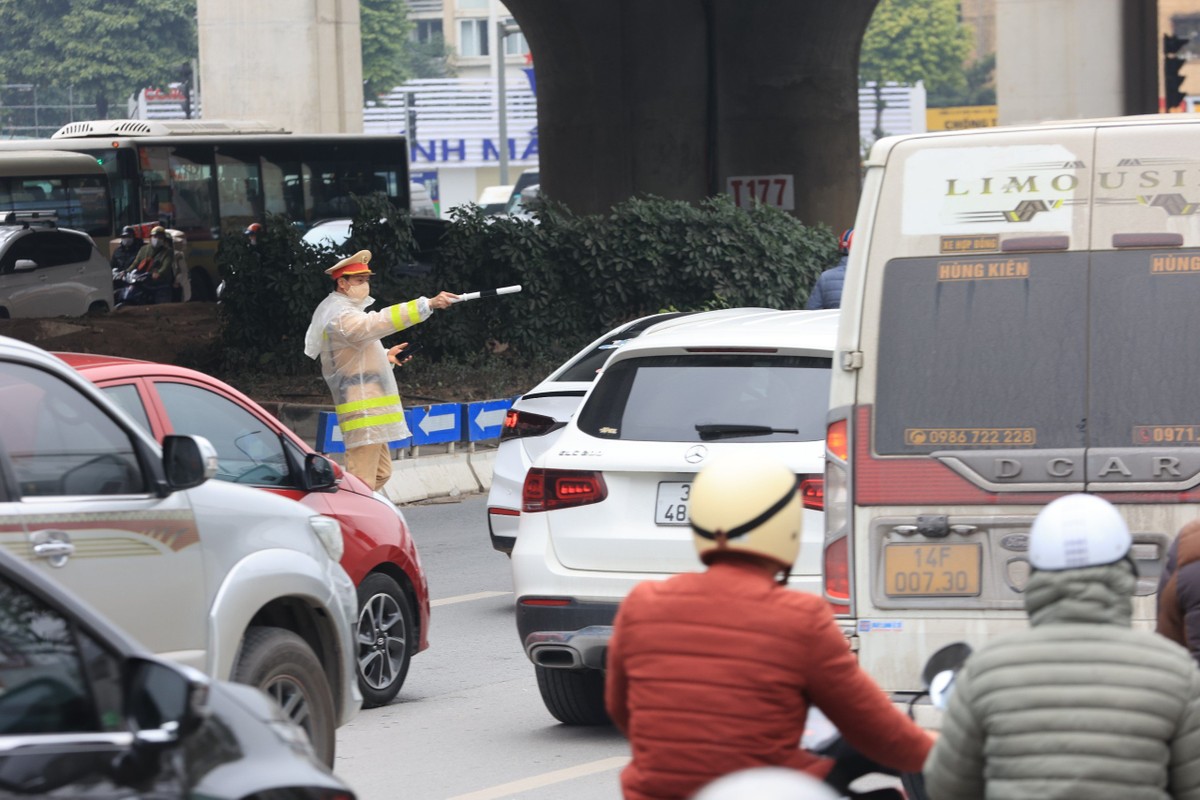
[504, 0, 876, 230]
[996, 0, 1157, 124]
[198, 0, 364, 133]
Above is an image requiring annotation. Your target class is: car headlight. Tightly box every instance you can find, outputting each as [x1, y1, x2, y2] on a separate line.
[309, 515, 344, 563]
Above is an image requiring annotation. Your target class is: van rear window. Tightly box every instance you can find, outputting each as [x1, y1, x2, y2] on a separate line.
[874, 254, 1088, 454]
[1089, 250, 1200, 448]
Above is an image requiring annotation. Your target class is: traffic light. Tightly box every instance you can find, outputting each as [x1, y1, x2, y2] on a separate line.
[1164, 33, 1190, 111]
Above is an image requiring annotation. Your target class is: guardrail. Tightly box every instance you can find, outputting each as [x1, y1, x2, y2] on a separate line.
[315, 398, 516, 454]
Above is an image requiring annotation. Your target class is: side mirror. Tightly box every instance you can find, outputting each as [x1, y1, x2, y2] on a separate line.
[111, 658, 210, 786]
[13, 259, 38, 272]
[929, 670, 958, 710]
[920, 642, 972, 710]
[125, 658, 210, 742]
[162, 435, 218, 491]
[303, 452, 338, 492]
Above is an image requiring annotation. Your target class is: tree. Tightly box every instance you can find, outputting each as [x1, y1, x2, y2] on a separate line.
[860, 0, 973, 137]
[0, 0, 196, 119]
[360, 0, 413, 100]
[403, 35, 456, 80]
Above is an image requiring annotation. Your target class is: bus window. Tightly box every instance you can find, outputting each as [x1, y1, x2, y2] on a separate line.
[167, 146, 216, 239]
[215, 153, 262, 233]
[138, 147, 173, 226]
[92, 148, 138, 232]
[260, 157, 313, 224]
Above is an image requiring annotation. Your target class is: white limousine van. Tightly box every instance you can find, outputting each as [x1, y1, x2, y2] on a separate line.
[825, 114, 1200, 704]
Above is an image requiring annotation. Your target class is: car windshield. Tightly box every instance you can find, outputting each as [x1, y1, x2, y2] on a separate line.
[576, 353, 831, 442]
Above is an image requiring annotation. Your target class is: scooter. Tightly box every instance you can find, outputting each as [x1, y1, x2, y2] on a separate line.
[802, 642, 972, 799]
[112, 267, 154, 308]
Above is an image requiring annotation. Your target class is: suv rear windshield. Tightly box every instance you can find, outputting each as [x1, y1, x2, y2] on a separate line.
[577, 353, 831, 442]
[874, 250, 1200, 454]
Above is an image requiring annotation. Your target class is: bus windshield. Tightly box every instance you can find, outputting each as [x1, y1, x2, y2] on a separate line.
[0, 150, 111, 236]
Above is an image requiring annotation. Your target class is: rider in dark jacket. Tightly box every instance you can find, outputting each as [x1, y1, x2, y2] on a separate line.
[110, 225, 141, 274]
[806, 228, 852, 310]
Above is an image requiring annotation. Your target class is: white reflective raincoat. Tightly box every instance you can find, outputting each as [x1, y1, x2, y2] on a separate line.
[303, 291, 432, 448]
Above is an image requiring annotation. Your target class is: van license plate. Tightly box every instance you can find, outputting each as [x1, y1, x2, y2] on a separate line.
[883, 543, 982, 597]
[655, 482, 691, 525]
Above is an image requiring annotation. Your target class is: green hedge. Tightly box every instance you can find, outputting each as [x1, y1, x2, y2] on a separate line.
[215, 194, 837, 376]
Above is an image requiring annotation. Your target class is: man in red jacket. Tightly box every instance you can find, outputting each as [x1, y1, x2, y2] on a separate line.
[605, 455, 933, 800]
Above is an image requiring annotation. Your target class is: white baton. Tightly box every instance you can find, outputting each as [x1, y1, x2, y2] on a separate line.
[450, 284, 523, 302]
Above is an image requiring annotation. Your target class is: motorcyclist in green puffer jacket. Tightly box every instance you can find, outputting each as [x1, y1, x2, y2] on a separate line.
[924, 494, 1200, 800]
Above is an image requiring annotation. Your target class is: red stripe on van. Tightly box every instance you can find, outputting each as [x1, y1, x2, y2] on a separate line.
[853, 407, 1062, 506]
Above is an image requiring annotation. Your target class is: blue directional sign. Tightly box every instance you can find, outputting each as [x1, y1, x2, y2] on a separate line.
[315, 411, 346, 454]
[315, 411, 414, 453]
[408, 403, 463, 446]
[466, 398, 515, 442]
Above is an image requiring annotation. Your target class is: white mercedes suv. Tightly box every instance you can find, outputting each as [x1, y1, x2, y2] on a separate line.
[510, 308, 838, 724]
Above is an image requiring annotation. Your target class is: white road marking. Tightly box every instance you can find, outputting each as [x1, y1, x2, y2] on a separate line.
[431, 590, 511, 607]
[444, 756, 630, 800]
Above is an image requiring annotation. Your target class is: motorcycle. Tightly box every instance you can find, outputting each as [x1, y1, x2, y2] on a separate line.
[112, 266, 154, 308]
[802, 642, 972, 799]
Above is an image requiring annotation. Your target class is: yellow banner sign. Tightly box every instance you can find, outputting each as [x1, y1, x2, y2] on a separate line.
[926, 105, 999, 132]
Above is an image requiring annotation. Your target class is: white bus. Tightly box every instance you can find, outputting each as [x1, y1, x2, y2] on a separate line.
[826, 113, 1200, 706]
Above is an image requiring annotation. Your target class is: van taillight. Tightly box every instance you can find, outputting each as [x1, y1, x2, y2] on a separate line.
[823, 535, 850, 615]
[826, 419, 848, 461]
[522, 468, 608, 512]
[500, 409, 564, 442]
[800, 477, 823, 511]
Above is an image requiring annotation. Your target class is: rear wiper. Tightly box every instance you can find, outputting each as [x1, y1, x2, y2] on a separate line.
[695, 423, 799, 441]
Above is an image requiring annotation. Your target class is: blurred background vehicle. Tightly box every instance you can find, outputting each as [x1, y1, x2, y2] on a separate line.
[60, 352, 431, 709]
[0, 214, 112, 318]
[0, 545, 354, 798]
[477, 184, 514, 215]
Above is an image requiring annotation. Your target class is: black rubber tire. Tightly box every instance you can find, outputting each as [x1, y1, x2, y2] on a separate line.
[87, 301, 109, 315]
[355, 572, 415, 708]
[189, 266, 216, 302]
[535, 666, 610, 725]
[232, 626, 337, 766]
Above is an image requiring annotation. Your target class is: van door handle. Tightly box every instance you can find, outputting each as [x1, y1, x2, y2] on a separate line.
[30, 530, 74, 567]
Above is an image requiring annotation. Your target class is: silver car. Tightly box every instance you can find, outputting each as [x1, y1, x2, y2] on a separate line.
[0, 215, 112, 318]
[0, 336, 359, 765]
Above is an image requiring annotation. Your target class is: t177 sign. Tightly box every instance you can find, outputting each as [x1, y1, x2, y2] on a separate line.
[726, 174, 795, 211]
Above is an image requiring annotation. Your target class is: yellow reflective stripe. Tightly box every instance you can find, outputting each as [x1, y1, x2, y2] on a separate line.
[335, 394, 402, 414]
[390, 300, 419, 330]
[340, 412, 407, 432]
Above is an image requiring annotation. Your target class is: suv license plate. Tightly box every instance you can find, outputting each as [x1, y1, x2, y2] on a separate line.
[655, 482, 691, 525]
[883, 543, 982, 597]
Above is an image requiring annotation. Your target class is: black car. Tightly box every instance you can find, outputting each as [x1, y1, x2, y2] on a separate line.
[0, 546, 354, 798]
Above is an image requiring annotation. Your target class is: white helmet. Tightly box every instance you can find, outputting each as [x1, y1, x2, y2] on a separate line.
[692, 767, 840, 800]
[1028, 494, 1131, 571]
[690, 455, 802, 575]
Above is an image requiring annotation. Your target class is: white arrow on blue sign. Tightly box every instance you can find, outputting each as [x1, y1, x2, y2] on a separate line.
[409, 403, 462, 445]
[467, 398, 515, 441]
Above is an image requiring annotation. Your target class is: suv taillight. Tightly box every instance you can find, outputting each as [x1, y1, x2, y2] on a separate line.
[799, 476, 823, 511]
[500, 409, 564, 442]
[522, 468, 608, 512]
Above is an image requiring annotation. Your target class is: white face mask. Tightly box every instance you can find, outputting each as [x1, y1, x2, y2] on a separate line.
[345, 282, 370, 301]
[153, 238, 165, 250]
[121, 237, 133, 246]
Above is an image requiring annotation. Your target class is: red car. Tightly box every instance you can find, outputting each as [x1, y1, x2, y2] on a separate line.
[57, 352, 430, 708]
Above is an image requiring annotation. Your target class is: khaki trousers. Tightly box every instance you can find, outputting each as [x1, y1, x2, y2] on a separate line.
[345, 443, 393, 491]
